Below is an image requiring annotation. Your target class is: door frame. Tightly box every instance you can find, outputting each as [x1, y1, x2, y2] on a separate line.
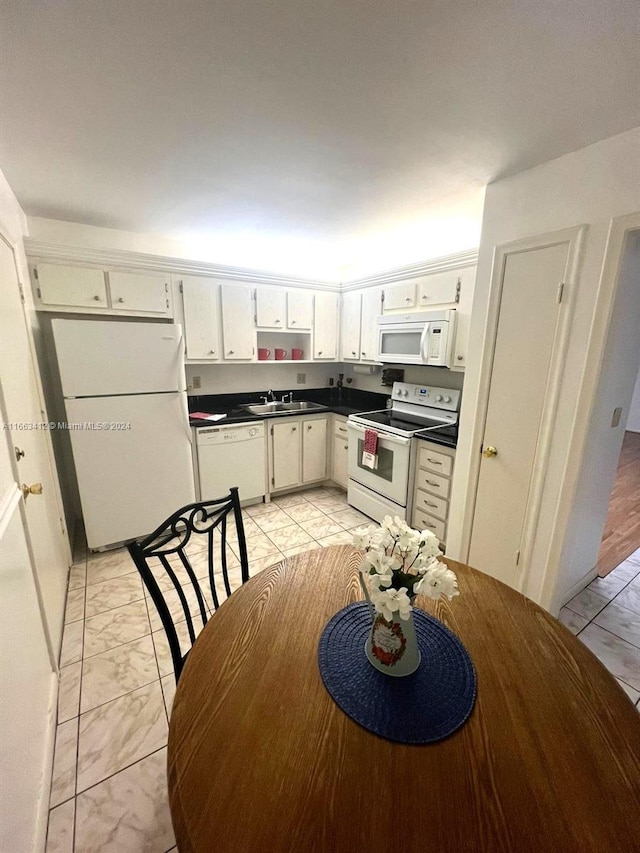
[536, 211, 640, 610]
[461, 225, 586, 592]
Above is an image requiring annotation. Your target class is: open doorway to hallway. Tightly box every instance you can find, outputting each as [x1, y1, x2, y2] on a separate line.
[597, 365, 640, 578]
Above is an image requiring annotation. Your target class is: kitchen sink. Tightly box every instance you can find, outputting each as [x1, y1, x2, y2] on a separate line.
[242, 400, 327, 416]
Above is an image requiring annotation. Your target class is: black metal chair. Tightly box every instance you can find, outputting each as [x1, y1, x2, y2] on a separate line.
[127, 487, 249, 683]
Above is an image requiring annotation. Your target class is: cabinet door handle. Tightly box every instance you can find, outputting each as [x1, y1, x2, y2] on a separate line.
[318, 350, 322, 355]
[344, 444, 348, 450]
[275, 319, 280, 323]
[361, 351, 366, 356]
[291, 319, 296, 324]
[292, 426, 297, 431]
[425, 479, 438, 486]
[405, 296, 411, 302]
[117, 297, 124, 303]
[421, 295, 427, 301]
[209, 349, 216, 354]
[427, 457, 442, 465]
[228, 350, 234, 355]
[307, 425, 312, 430]
[425, 501, 438, 508]
[352, 351, 356, 356]
[93, 295, 101, 301]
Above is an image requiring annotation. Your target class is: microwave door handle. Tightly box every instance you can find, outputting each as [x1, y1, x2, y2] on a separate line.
[419, 322, 430, 363]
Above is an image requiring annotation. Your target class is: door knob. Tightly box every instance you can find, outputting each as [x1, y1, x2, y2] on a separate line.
[22, 482, 43, 499]
[482, 446, 498, 458]
[14, 446, 25, 461]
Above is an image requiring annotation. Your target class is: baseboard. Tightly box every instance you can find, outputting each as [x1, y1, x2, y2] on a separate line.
[33, 673, 59, 853]
[557, 565, 599, 613]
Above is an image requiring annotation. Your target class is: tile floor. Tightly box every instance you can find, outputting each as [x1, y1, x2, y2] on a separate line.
[46, 491, 640, 851]
[45, 485, 371, 853]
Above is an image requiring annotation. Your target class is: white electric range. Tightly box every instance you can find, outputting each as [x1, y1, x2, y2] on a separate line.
[347, 382, 460, 523]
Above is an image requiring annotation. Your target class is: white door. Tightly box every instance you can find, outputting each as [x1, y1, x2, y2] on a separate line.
[0, 236, 70, 652]
[36, 262, 107, 308]
[332, 433, 349, 488]
[221, 284, 255, 360]
[52, 319, 185, 395]
[271, 420, 301, 490]
[360, 287, 382, 362]
[287, 290, 313, 329]
[182, 276, 221, 360]
[0, 411, 56, 853]
[256, 287, 286, 328]
[340, 292, 362, 361]
[469, 241, 571, 586]
[108, 271, 170, 315]
[64, 392, 195, 548]
[302, 418, 327, 482]
[313, 292, 338, 359]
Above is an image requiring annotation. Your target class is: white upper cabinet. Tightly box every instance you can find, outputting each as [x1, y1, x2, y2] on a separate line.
[108, 271, 169, 314]
[181, 276, 221, 360]
[382, 281, 416, 312]
[360, 287, 382, 362]
[340, 292, 362, 361]
[287, 289, 313, 329]
[35, 263, 108, 308]
[256, 288, 286, 328]
[416, 270, 460, 307]
[32, 263, 172, 316]
[221, 284, 255, 360]
[450, 265, 477, 370]
[313, 291, 338, 359]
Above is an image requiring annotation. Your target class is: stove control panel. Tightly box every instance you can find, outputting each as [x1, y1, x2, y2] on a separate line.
[392, 382, 460, 412]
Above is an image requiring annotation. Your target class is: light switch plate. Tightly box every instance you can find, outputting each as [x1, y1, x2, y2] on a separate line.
[296, 373, 306, 384]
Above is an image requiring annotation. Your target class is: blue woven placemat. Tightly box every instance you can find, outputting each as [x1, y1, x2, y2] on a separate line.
[318, 602, 477, 744]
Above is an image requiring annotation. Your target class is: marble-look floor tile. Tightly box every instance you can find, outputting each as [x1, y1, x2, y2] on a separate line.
[81, 635, 158, 713]
[161, 675, 176, 720]
[608, 559, 640, 583]
[64, 588, 85, 624]
[75, 748, 175, 853]
[231, 531, 281, 563]
[46, 798, 75, 853]
[299, 486, 337, 500]
[58, 662, 82, 724]
[265, 523, 315, 551]
[615, 585, 640, 615]
[326, 507, 373, 531]
[245, 500, 281, 517]
[86, 548, 137, 585]
[272, 492, 309, 508]
[84, 599, 151, 658]
[587, 572, 632, 600]
[311, 496, 351, 514]
[298, 515, 344, 540]
[68, 563, 86, 591]
[77, 680, 167, 793]
[50, 717, 78, 808]
[85, 574, 144, 618]
[252, 508, 297, 533]
[594, 601, 640, 648]
[578, 624, 640, 691]
[565, 587, 609, 620]
[60, 619, 84, 666]
[282, 501, 327, 523]
[558, 607, 589, 635]
[616, 679, 640, 704]
[224, 514, 260, 541]
[146, 584, 212, 633]
[152, 619, 203, 678]
[627, 548, 640, 566]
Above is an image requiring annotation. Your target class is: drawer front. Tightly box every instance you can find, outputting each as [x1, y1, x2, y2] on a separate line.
[414, 468, 450, 500]
[418, 445, 453, 476]
[412, 510, 446, 542]
[334, 419, 348, 439]
[414, 488, 448, 521]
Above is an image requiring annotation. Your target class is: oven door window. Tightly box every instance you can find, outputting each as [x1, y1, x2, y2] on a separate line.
[355, 438, 394, 482]
[379, 330, 422, 359]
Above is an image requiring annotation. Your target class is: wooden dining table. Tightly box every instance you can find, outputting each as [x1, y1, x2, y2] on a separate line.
[168, 545, 640, 852]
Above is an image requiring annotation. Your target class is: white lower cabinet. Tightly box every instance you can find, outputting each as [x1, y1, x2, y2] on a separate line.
[269, 415, 328, 492]
[411, 441, 456, 546]
[331, 415, 349, 488]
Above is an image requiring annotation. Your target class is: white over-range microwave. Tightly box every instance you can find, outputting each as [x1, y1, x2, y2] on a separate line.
[376, 309, 457, 366]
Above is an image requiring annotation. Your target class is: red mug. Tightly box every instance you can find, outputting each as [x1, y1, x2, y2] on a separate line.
[258, 348, 271, 360]
[291, 348, 303, 360]
[274, 348, 288, 360]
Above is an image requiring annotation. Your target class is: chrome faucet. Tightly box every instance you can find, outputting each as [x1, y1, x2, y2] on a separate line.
[266, 389, 276, 402]
[281, 391, 293, 403]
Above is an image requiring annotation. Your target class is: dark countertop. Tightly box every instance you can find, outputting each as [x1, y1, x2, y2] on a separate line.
[188, 387, 390, 427]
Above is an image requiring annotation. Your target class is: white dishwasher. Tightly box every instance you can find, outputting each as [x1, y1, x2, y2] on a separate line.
[195, 421, 267, 504]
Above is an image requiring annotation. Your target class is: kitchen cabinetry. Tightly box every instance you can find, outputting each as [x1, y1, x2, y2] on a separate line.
[331, 415, 349, 488]
[382, 281, 415, 311]
[416, 269, 460, 307]
[340, 287, 382, 363]
[181, 276, 221, 360]
[268, 414, 328, 492]
[340, 292, 361, 361]
[411, 442, 455, 546]
[449, 265, 476, 370]
[287, 290, 313, 330]
[32, 263, 173, 317]
[359, 287, 382, 362]
[221, 284, 255, 360]
[256, 288, 286, 329]
[313, 292, 338, 359]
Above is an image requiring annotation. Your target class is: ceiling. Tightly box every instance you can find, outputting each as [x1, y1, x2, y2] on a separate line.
[1, 0, 638, 279]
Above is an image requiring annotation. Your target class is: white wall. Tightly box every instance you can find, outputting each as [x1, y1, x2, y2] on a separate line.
[448, 128, 640, 612]
[186, 362, 336, 396]
[340, 363, 465, 395]
[626, 365, 640, 432]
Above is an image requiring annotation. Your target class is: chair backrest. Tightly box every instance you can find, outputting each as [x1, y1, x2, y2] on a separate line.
[127, 487, 249, 682]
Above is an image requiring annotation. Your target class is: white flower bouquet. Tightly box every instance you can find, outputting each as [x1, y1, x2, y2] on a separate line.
[353, 515, 459, 622]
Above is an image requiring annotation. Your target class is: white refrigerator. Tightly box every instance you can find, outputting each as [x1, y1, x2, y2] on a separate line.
[51, 319, 195, 550]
